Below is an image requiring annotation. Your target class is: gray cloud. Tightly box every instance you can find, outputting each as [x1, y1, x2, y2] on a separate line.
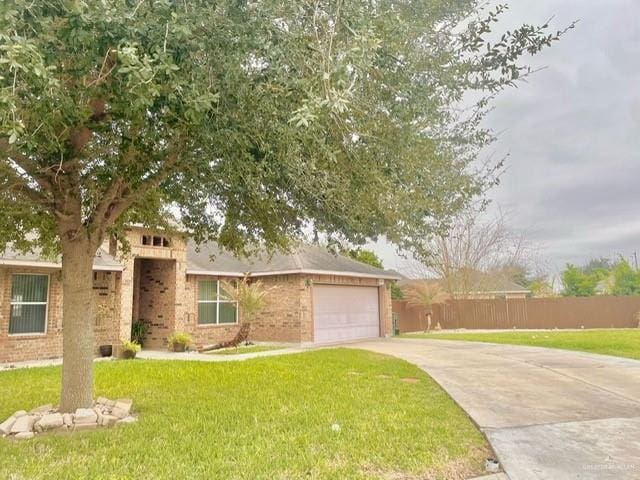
[372, 0, 640, 274]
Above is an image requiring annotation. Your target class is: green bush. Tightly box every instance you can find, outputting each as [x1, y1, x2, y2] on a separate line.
[121, 340, 141, 353]
[131, 320, 148, 346]
[167, 332, 192, 349]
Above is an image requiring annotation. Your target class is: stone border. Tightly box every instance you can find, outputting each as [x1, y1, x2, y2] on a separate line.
[0, 397, 137, 440]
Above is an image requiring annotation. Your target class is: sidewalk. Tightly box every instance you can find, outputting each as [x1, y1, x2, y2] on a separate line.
[1, 345, 306, 370]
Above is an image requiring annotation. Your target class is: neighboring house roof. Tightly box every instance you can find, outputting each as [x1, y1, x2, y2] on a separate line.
[399, 276, 530, 295]
[186, 241, 401, 279]
[0, 246, 123, 272]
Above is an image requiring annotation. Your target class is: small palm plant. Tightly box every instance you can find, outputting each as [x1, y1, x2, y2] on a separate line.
[403, 281, 449, 332]
[220, 275, 270, 344]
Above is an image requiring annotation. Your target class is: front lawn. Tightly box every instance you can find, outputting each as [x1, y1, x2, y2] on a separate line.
[403, 329, 640, 360]
[206, 344, 286, 355]
[0, 349, 488, 480]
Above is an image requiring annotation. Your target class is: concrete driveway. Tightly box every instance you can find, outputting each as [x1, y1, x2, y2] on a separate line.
[352, 338, 640, 480]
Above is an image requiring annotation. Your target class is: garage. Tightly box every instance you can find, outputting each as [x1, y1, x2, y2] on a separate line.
[313, 284, 381, 344]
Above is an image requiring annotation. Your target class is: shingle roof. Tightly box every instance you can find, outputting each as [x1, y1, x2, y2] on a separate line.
[186, 241, 400, 279]
[0, 246, 123, 271]
[399, 276, 530, 294]
[185, 240, 254, 276]
[0, 240, 400, 279]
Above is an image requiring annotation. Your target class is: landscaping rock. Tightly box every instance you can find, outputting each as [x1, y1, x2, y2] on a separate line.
[114, 399, 132, 414]
[0, 416, 16, 435]
[30, 404, 53, 414]
[62, 413, 73, 426]
[74, 408, 98, 424]
[38, 413, 64, 431]
[94, 409, 104, 424]
[111, 407, 129, 419]
[2, 398, 135, 440]
[11, 415, 36, 434]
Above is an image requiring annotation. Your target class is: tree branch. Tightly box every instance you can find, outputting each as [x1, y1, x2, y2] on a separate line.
[87, 142, 184, 246]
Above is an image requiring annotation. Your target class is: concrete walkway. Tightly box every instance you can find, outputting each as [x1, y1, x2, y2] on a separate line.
[352, 338, 640, 480]
[137, 346, 305, 362]
[0, 346, 304, 370]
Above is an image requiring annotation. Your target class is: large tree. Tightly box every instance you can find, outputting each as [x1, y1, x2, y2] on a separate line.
[411, 207, 532, 298]
[0, 1, 570, 411]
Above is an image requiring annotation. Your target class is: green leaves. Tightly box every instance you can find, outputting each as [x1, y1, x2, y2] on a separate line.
[0, 0, 570, 259]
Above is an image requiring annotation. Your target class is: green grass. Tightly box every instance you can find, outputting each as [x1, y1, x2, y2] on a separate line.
[0, 349, 488, 480]
[207, 345, 286, 355]
[402, 329, 640, 360]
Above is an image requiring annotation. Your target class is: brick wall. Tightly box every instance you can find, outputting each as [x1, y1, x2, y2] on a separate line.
[0, 267, 121, 364]
[182, 274, 307, 347]
[181, 273, 393, 347]
[249, 275, 307, 342]
[113, 226, 188, 342]
[135, 259, 176, 349]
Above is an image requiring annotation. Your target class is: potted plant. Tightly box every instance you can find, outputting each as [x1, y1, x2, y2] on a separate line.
[99, 345, 113, 357]
[167, 332, 192, 352]
[121, 340, 141, 359]
[131, 319, 148, 347]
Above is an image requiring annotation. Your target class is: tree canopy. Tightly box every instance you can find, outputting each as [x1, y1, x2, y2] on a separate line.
[345, 248, 384, 269]
[1, 1, 572, 257]
[561, 258, 640, 297]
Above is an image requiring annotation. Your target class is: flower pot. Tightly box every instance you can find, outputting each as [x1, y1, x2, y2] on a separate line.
[99, 345, 113, 357]
[122, 350, 137, 360]
[172, 343, 186, 353]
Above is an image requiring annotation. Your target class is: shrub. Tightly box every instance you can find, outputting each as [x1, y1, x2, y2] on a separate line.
[121, 340, 141, 359]
[168, 332, 193, 349]
[131, 320, 148, 346]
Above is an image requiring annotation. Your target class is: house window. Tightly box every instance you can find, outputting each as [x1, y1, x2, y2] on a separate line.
[197, 280, 237, 325]
[9, 274, 49, 335]
[141, 235, 171, 247]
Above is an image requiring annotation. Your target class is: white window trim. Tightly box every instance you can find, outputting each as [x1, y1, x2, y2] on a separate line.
[197, 280, 238, 326]
[8, 273, 50, 337]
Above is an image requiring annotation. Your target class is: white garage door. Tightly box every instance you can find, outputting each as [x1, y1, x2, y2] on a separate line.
[313, 285, 380, 344]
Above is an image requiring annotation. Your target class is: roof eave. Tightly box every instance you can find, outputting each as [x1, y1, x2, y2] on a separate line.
[249, 269, 401, 280]
[0, 259, 124, 272]
[185, 269, 246, 277]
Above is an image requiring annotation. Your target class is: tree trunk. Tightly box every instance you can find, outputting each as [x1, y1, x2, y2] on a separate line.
[59, 238, 97, 412]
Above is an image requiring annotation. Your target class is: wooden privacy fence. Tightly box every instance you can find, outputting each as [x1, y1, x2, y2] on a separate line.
[392, 296, 640, 332]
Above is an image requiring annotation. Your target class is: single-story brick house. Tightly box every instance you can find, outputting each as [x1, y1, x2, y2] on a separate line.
[0, 226, 398, 363]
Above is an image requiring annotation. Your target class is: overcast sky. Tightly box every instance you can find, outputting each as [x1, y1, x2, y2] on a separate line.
[372, 0, 640, 277]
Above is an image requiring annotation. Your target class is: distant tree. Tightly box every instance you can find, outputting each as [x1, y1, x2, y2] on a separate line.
[347, 249, 384, 269]
[498, 262, 530, 287]
[610, 260, 640, 296]
[413, 208, 532, 299]
[391, 283, 404, 300]
[528, 278, 557, 298]
[561, 264, 597, 297]
[343, 247, 406, 299]
[583, 257, 614, 274]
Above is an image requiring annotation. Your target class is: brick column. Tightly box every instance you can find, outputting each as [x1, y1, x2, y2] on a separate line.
[118, 256, 135, 341]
